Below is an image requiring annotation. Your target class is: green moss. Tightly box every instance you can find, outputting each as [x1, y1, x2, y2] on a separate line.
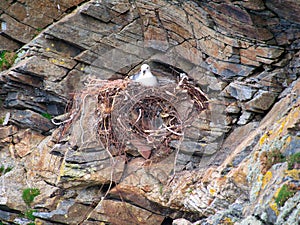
[159, 185, 163, 195]
[41, 112, 52, 120]
[275, 184, 296, 207]
[22, 188, 40, 206]
[188, 188, 193, 194]
[21, 189, 40, 223]
[0, 117, 4, 125]
[34, 27, 43, 37]
[0, 165, 13, 176]
[287, 152, 300, 170]
[0, 165, 4, 174]
[24, 209, 37, 221]
[260, 149, 286, 174]
[0, 50, 17, 71]
[268, 149, 285, 164]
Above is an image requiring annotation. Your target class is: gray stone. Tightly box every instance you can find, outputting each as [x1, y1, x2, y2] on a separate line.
[89, 48, 143, 73]
[34, 199, 91, 225]
[206, 57, 256, 78]
[265, 204, 278, 224]
[225, 102, 241, 114]
[62, 154, 125, 184]
[13, 218, 33, 225]
[0, 209, 19, 223]
[0, 13, 36, 44]
[6, 70, 43, 88]
[87, 199, 165, 225]
[80, 3, 115, 23]
[221, 122, 259, 159]
[173, 218, 193, 225]
[239, 216, 264, 225]
[14, 56, 68, 82]
[172, 139, 220, 157]
[0, 125, 17, 139]
[244, 90, 278, 112]
[244, 69, 286, 93]
[4, 90, 65, 116]
[276, 192, 300, 225]
[266, 0, 300, 24]
[176, 140, 205, 155]
[10, 109, 55, 132]
[45, 12, 122, 49]
[237, 111, 254, 125]
[224, 82, 257, 101]
[231, 146, 252, 167]
[0, 34, 21, 51]
[202, 142, 220, 155]
[283, 137, 300, 156]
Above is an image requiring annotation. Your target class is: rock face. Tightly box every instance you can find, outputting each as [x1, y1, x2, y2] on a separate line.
[0, 0, 299, 224]
[0, 0, 87, 51]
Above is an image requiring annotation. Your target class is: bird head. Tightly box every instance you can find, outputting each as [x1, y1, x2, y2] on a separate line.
[141, 64, 150, 76]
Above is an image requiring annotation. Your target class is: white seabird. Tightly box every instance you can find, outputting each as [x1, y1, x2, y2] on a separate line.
[130, 64, 158, 87]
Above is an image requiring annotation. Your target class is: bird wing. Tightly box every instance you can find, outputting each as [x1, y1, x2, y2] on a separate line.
[129, 72, 141, 80]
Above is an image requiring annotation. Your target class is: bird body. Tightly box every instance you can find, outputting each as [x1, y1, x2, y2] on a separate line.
[130, 64, 158, 87]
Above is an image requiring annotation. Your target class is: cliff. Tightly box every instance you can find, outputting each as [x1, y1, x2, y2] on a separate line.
[0, 0, 299, 224]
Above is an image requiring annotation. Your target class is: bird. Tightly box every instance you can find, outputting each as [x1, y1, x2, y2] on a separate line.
[129, 64, 158, 87]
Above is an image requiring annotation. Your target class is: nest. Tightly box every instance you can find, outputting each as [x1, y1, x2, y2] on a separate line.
[55, 76, 209, 161]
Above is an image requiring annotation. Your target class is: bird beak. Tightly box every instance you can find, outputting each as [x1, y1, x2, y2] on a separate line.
[142, 70, 146, 75]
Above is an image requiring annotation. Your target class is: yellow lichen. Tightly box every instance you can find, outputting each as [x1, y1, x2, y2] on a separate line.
[259, 130, 273, 146]
[257, 173, 263, 182]
[273, 108, 299, 137]
[209, 188, 216, 195]
[50, 58, 65, 65]
[282, 135, 292, 151]
[46, 47, 51, 51]
[269, 201, 279, 216]
[274, 186, 281, 199]
[262, 171, 272, 189]
[259, 133, 269, 146]
[56, 160, 65, 184]
[284, 169, 300, 180]
[222, 217, 234, 225]
[278, 119, 286, 134]
[286, 136, 292, 144]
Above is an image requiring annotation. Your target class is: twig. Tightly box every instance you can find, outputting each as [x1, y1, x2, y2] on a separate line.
[162, 124, 183, 136]
[134, 108, 142, 125]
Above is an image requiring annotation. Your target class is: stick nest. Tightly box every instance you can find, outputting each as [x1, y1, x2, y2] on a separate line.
[57, 77, 209, 161]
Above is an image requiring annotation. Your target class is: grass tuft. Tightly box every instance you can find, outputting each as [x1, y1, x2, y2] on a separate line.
[22, 188, 41, 206]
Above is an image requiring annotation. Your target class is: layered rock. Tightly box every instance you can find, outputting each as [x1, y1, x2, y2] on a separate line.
[0, 0, 87, 51]
[0, 0, 299, 224]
